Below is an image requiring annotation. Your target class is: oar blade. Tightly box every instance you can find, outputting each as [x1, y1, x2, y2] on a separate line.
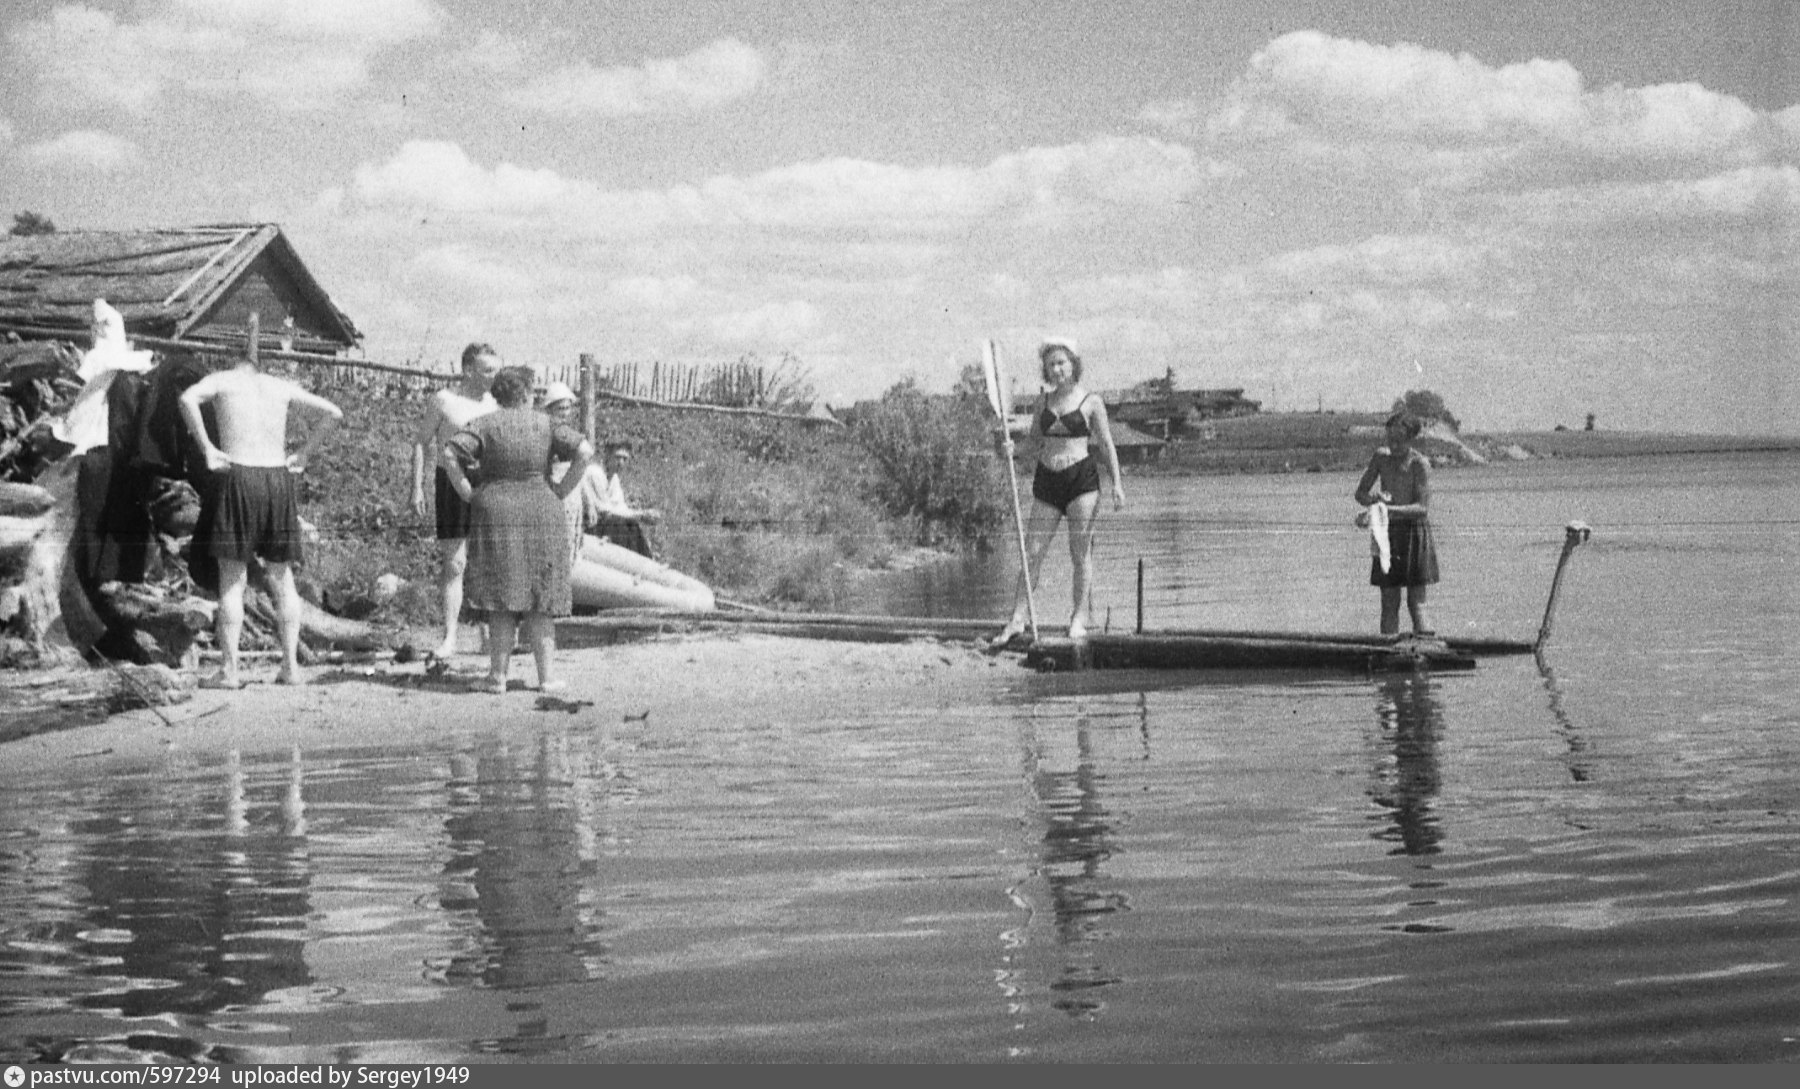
[980, 338, 1010, 419]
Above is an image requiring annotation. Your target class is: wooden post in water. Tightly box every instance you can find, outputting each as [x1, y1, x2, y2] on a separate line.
[1535, 521, 1592, 654]
[579, 353, 597, 445]
[1137, 557, 1145, 634]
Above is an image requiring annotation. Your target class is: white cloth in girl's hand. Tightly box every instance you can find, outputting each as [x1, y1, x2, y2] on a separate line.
[1361, 501, 1391, 574]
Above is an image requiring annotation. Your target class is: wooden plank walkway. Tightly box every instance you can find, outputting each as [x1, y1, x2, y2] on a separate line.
[558, 609, 1523, 672]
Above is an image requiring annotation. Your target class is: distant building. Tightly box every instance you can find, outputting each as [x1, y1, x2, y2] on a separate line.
[0, 224, 359, 354]
[1101, 370, 1261, 439]
[1107, 421, 1167, 465]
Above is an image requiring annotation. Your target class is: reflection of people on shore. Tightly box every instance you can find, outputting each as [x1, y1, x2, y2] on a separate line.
[439, 737, 603, 989]
[75, 748, 313, 1019]
[1013, 717, 1126, 1018]
[1369, 675, 1446, 856]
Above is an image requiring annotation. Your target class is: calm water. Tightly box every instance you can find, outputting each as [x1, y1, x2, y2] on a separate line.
[2, 452, 1797, 1063]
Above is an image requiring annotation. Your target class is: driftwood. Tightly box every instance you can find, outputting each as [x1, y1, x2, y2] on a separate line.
[0, 663, 195, 744]
[0, 462, 84, 666]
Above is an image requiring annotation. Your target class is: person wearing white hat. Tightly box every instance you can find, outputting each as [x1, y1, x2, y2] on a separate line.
[540, 381, 590, 563]
[990, 338, 1126, 645]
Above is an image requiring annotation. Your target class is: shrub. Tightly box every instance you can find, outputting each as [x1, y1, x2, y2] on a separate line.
[847, 380, 1009, 547]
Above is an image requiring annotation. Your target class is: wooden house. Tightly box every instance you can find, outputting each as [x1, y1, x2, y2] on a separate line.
[0, 224, 359, 354]
[1104, 378, 1262, 440]
[1108, 421, 1167, 465]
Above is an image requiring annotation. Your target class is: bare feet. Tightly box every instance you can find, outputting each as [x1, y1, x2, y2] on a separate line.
[200, 672, 245, 690]
[433, 639, 459, 660]
[537, 679, 568, 693]
[471, 674, 508, 695]
[987, 619, 1026, 649]
[1067, 618, 1088, 640]
[276, 668, 307, 686]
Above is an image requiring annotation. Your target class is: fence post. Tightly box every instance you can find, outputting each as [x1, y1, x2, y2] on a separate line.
[579, 353, 597, 445]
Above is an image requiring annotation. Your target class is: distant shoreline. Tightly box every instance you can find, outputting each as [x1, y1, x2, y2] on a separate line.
[1129, 411, 1800, 475]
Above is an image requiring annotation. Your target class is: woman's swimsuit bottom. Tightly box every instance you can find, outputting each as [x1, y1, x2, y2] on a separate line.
[1032, 455, 1101, 514]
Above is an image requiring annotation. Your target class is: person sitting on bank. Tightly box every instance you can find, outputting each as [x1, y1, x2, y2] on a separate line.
[178, 345, 343, 688]
[585, 439, 660, 558]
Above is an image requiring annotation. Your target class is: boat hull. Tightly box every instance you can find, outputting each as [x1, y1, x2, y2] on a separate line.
[569, 537, 715, 613]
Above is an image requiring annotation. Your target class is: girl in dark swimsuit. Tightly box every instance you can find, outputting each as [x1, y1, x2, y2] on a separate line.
[991, 339, 1126, 644]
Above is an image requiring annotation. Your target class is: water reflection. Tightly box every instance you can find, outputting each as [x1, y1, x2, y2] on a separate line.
[1536, 652, 1592, 783]
[438, 734, 609, 990]
[1008, 711, 1128, 1019]
[1368, 676, 1445, 857]
[77, 747, 313, 1018]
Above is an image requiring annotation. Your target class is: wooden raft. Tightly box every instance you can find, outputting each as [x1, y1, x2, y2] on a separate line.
[1021, 631, 1487, 674]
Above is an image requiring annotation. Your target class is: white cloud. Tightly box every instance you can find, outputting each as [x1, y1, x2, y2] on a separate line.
[449, 29, 534, 77]
[697, 300, 821, 346]
[610, 275, 702, 310]
[10, 0, 443, 113]
[22, 128, 137, 171]
[1138, 98, 1202, 135]
[506, 37, 767, 116]
[1264, 234, 1490, 288]
[1494, 163, 1800, 227]
[1209, 30, 1774, 182]
[407, 245, 534, 296]
[352, 140, 575, 214]
[345, 135, 1205, 233]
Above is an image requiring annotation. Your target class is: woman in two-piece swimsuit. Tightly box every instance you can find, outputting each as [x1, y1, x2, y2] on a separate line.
[991, 338, 1126, 644]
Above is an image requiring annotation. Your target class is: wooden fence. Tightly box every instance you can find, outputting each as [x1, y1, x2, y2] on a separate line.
[0, 322, 843, 432]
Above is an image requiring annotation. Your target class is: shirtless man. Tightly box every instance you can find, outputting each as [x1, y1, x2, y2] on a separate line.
[410, 343, 501, 659]
[179, 351, 343, 688]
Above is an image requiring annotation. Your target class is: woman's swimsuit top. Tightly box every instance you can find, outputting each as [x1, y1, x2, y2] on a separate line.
[1038, 395, 1092, 438]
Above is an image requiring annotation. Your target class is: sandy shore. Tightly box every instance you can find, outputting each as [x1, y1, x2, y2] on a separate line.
[0, 626, 1023, 774]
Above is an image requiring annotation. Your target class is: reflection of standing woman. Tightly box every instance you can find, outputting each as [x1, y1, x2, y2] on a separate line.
[992, 339, 1126, 645]
[443, 367, 594, 693]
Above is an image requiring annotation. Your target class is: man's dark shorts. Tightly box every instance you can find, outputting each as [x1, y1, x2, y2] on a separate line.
[435, 466, 473, 540]
[208, 464, 303, 566]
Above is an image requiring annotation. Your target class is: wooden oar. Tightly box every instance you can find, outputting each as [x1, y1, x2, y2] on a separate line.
[1535, 521, 1592, 654]
[983, 339, 1037, 642]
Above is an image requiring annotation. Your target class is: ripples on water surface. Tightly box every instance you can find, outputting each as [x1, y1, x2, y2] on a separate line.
[2, 452, 1797, 1062]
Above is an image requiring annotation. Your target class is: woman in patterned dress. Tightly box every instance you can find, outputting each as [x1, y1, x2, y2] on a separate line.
[442, 367, 595, 693]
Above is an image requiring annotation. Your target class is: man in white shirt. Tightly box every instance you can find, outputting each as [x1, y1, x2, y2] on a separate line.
[586, 440, 659, 557]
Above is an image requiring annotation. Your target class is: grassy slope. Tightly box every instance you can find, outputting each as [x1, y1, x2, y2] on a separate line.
[294, 378, 911, 621]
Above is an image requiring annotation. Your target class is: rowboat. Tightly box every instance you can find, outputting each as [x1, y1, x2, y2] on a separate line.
[569, 537, 715, 613]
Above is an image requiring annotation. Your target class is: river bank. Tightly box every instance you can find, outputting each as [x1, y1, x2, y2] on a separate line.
[1141, 410, 1800, 474]
[0, 627, 1013, 769]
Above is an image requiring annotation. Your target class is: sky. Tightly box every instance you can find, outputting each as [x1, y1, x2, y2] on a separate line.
[1, 0, 1795, 434]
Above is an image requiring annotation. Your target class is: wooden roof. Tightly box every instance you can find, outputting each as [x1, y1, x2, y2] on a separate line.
[1109, 421, 1167, 447]
[0, 224, 359, 352]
